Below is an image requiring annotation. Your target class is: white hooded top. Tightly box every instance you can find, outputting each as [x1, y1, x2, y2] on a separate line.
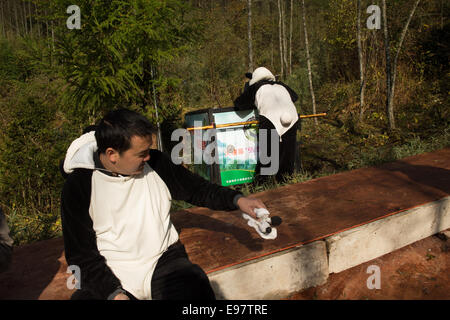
[63, 132, 178, 300]
[250, 67, 298, 138]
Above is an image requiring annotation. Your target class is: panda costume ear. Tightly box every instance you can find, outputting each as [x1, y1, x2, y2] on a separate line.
[245, 72, 253, 79]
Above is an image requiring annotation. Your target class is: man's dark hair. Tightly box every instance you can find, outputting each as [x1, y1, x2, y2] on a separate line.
[95, 109, 156, 154]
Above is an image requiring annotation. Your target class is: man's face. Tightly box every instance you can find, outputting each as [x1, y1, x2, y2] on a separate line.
[114, 135, 152, 176]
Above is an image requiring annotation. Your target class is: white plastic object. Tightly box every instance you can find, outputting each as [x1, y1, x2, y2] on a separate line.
[242, 208, 277, 240]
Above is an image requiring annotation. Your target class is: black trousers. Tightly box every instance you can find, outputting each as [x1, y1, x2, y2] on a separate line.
[254, 115, 299, 183]
[150, 241, 215, 300]
[70, 241, 215, 300]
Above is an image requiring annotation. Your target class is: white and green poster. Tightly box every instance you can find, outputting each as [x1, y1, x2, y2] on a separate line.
[214, 110, 258, 186]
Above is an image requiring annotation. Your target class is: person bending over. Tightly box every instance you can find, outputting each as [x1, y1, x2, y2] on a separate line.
[234, 67, 299, 183]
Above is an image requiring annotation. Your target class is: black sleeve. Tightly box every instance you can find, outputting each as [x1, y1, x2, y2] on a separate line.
[233, 86, 256, 111]
[61, 169, 123, 299]
[148, 150, 242, 211]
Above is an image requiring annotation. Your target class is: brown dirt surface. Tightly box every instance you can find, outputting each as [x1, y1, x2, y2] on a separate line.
[287, 231, 450, 300]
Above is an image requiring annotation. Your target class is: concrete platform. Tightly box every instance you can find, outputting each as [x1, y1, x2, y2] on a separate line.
[0, 148, 449, 300]
[326, 196, 449, 274]
[288, 228, 450, 300]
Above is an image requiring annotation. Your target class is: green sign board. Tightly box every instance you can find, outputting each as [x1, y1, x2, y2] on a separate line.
[184, 107, 258, 186]
[214, 110, 258, 186]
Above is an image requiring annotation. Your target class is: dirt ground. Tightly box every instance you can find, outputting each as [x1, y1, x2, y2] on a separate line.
[287, 230, 450, 300]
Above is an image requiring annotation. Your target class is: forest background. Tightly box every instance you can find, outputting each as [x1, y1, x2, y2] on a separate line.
[0, 0, 448, 245]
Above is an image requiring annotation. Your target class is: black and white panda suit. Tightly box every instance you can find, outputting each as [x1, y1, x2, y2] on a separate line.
[234, 67, 299, 183]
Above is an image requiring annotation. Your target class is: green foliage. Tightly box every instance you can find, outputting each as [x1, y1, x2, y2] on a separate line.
[52, 0, 199, 118]
[0, 75, 80, 245]
[323, 0, 357, 50]
[321, 0, 359, 80]
[299, 113, 450, 174]
[0, 0, 448, 246]
[161, 3, 247, 109]
[0, 37, 52, 81]
[0, 39, 22, 80]
[415, 22, 450, 101]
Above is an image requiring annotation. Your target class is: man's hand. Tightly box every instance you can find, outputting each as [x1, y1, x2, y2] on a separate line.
[236, 196, 267, 219]
[113, 293, 130, 300]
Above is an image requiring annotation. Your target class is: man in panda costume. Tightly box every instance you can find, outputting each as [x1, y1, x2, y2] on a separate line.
[234, 67, 299, 183]
[60, 109, 267, 300]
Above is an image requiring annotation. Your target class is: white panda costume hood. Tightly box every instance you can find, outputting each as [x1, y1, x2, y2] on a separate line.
[235, 67, 299, 139]
[249, 67, 276, 86]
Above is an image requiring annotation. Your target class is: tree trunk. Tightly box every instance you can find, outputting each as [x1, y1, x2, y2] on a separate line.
[22, 1, 27, 35]
[390, 0, 421, 116]
[289, 0, 293, 76]
[281, 0, 288, 76]
[382, 0, 394, 130]
[51, 20, 54, 51]
[50, 18, 54, 66]
[277, 0, 284, 78]
[357, 0, 366, 121]
[6, 0, 11, 37]
[45, 7, 49, 48]
[247, 0, 253, 72]
[150, 65, 164, 152]
[271, 40, 274, 69]
[1, 0, 5, 37]
[13, 0, 19, 35]
[28, 0, 32, 36]
[383, 0, 421, 131]
[270, 1, 274, 70]
[301, 0, 317, 126]
[35, 3, 40, 38]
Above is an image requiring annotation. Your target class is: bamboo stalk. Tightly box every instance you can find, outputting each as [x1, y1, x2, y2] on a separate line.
[186, 113, 327, 131]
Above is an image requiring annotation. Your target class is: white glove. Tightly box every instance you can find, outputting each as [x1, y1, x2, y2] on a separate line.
[242, 208, 277, 240]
